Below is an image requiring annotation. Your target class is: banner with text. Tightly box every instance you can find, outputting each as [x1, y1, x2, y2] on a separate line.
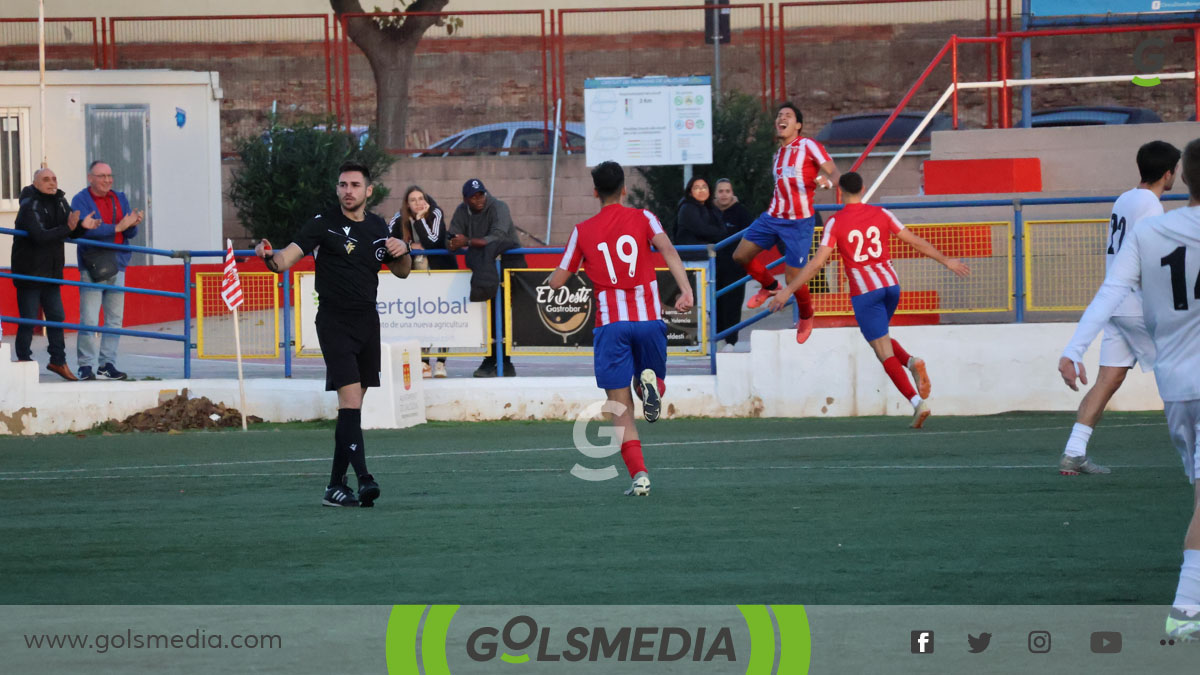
[503, 268, 707, 356]
[1031, 0, 1200, 16]
[294, 270, 490, 357]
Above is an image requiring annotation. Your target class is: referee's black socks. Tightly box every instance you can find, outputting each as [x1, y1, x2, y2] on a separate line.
[330, 408, 369, 485]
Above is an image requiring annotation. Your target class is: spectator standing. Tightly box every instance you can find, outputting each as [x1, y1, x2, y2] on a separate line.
[70, 161, 142, 381]
[713, 178, 754, 348]
[11, 167, 95, 380]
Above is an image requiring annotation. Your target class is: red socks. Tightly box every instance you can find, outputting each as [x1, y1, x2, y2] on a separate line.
[883, 356, 918, 400]
[793, 285, 814, 320]
[890, 339, 912, 366]
[744, 258, 779, 290]
[620, 440, 647, 478]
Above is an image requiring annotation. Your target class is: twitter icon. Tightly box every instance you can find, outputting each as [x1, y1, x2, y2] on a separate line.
[967, 633, 992, 653]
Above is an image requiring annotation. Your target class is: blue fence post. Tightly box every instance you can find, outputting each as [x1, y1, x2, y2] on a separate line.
[183, 259, 192, 378]
[282, 271, 293, 378]
[494, 258, 504, 377]
[707, 246, 718, 375]
[1013, 198, 1025, 323]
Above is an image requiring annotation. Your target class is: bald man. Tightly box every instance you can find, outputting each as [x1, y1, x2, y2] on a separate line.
[11, 168, 97, 380]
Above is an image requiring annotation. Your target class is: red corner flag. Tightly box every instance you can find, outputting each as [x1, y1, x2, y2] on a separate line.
[221, 239, 244, 311]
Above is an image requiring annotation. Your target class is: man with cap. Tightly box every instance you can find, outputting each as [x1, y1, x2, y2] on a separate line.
[448, 178, 525, 377]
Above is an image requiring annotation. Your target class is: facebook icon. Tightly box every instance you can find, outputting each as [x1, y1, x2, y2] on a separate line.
[911, 630, 935, 654]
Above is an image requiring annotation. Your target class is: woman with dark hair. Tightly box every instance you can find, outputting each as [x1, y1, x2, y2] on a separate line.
[713, 178, 754, 349]
[674, 177, 727, 262]
[390, 186, 453, 378]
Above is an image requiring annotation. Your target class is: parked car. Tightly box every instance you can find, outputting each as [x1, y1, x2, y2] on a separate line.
[1016, 106, 1162, 127]
[814, 112, 956, 149]
[415, 121, 585, 157]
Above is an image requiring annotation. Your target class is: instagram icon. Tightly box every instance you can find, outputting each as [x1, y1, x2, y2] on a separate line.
[1028, 631, 1051, 654]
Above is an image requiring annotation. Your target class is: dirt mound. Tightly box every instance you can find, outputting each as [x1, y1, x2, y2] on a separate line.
[108, 393, 262, 432]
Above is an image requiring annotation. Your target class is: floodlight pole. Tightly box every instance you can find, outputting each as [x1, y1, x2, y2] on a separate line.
[712, 6, 722, 100]
[1020, 0, 1033, 128]
[545, 98, 562, 244]
[38, 0, 46, 167]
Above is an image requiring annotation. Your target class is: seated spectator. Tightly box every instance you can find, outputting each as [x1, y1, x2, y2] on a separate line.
[391, 186, 452, 378]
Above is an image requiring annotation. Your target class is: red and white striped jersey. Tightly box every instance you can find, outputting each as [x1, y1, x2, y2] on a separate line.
[558, 203, 664, 327]
[821, 203, 907, 296]
[766, 136, 832, 220]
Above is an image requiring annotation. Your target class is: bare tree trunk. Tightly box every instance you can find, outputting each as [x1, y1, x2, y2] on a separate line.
[331, 0, 448, 151]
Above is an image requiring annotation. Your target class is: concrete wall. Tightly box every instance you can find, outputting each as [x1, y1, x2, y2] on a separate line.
[0, 70, 223, 268]
[931, 121, 1200, 197]
[0, 322, 1161, 435]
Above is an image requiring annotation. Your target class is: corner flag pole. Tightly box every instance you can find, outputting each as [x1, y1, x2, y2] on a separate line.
[232, 302, 247, 431]
[222, 239, 248, 431]
[38, 0, 46, 167]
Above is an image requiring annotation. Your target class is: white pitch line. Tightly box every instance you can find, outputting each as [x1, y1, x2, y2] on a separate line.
[0, 422, 1164, 478]
[0, 463, 1182, 482]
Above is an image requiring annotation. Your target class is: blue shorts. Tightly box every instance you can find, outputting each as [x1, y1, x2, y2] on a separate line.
[851, 285, 901, 342]
[593, 320, 668, 391]
[741, 213, 815, 268]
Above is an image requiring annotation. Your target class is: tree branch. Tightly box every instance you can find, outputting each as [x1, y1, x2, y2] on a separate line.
[331, 0, 449, 47]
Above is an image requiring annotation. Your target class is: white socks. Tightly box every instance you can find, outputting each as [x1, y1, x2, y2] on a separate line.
[1174, 549, 1200, 615]
[909, 395, 922, 408]
[1064, 423, 1093, 458]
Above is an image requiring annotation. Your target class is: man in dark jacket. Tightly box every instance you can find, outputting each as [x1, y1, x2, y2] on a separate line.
[11, 168, 96, 380]
[448, 178, 525, 377]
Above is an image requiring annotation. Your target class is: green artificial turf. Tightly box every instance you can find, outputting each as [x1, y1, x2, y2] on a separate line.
[0, 412, 1189, 605]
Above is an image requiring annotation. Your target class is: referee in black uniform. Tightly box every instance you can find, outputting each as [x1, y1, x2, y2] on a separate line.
[256, 161, 412, 507]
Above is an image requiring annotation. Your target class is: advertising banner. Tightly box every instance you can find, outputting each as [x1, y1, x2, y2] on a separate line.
[1030, 0, 1200, 15]
[503, 268, 708, 356]
[294, 270, 490, 357]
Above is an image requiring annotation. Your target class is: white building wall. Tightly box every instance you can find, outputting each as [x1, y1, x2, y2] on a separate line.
[0, 70, 223, 267]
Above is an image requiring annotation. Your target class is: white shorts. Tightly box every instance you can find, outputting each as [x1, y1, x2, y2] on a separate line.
[1165, 400, 1200, 484]
[1099, 315, 1156, 371]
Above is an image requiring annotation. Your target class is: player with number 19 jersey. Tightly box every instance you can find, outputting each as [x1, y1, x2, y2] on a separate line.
[559, 204, 665, 327]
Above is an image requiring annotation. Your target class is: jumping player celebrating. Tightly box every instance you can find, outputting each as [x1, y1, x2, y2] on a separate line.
[735, 102, 839, 343]
[549, 161, 694, 496]
[256, 161, 412, 507]
[1057, 140, 1180, 476]
[1060, 138, 1200, 642]
[767, 172, 970, 428]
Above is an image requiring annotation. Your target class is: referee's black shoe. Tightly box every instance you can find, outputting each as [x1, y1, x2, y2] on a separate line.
[322, 482, 360, 507]
[357, 474, 380, 508]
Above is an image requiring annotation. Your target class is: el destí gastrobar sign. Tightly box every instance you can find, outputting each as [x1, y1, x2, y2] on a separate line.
[503, 268, 708, 355]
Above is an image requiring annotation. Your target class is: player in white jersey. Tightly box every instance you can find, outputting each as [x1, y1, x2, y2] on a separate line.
[1059, 140, 1180, 475]
[1059, 138, 1200, 641]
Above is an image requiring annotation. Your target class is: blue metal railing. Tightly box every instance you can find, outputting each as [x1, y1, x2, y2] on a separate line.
[0, 228, 276, 379]
[4, 192, 1185, 379]
[705, 193, 1191, 372]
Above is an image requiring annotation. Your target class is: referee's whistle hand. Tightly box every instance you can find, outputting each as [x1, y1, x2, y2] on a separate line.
[255, 239, 273, 258]
[385, 237, 409, 258]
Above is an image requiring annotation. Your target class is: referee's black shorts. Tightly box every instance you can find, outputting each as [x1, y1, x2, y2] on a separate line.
[315, 309, 381, 392]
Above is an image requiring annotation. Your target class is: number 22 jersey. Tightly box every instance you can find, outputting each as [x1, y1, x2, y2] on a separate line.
[558, 203, 664, 327]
